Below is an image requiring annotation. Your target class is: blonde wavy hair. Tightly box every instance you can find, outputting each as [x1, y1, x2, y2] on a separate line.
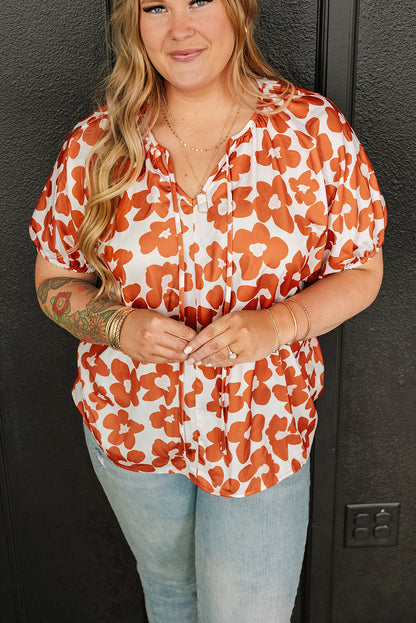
[78, 0, 294, 300]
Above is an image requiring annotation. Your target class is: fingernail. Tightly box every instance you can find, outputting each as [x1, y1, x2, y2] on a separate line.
[184, 346, 193, 355]
[186, 357, 195, 365]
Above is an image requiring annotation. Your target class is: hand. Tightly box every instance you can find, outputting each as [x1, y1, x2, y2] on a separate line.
[184, 310, 277, 366]
[119, 309, 197, 363]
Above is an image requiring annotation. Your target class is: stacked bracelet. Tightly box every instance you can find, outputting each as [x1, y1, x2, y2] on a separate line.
[289, 300, 311, 340]
[265, 308, 282, 353]
[105, 307, 134, 350]
[279, 301, 298, 343]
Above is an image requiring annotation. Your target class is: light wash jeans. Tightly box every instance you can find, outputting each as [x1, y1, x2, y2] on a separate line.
[84, 424, 310, 623]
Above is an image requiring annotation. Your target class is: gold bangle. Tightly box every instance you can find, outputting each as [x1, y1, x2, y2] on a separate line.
[279, 300, 298, 343]
[265, 308, 281, 353]
[105, 307, 134, 350]
[289, 300, 311, 340]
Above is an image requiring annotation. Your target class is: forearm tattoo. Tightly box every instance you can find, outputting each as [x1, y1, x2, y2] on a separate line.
[37, 278, 118, 343]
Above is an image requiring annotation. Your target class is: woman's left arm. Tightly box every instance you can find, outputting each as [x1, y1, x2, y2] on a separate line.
[184, 250, 383, 366]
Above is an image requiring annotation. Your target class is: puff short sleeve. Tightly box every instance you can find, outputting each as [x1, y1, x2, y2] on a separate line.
[29, 112, 106, 273]
[315, 104, 386, 277]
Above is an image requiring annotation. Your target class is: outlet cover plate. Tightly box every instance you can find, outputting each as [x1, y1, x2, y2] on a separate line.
[344, 502, 400, 547]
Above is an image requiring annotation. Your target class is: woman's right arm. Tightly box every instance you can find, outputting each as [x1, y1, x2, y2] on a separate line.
[35, 254, 196, 362]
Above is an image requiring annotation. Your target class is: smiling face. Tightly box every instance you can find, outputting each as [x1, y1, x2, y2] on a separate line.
[139, 0, 236, 95]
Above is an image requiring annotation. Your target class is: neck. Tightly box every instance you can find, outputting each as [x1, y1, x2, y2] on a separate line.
[164, 80, 235, 116]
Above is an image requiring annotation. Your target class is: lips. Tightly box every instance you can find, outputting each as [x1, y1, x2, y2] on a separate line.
[168, 48, 205, 62]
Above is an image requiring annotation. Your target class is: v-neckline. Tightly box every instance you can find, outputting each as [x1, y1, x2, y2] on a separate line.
[147, 115, 257, 205]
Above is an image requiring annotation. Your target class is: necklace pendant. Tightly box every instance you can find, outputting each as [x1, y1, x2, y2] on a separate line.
[196, 192, 209, 213]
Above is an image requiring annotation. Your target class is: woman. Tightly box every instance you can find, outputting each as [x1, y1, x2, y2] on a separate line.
[30, 0, 386, 621]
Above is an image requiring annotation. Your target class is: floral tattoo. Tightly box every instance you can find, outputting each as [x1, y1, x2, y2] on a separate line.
[37, 278, 118, 343]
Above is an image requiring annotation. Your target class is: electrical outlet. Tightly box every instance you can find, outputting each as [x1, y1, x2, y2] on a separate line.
[344, 503, 400, 547]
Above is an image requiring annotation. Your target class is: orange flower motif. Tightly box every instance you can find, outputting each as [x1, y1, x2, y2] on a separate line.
[325, 106, 353, 141]
[327, 240, 359, 271]
[145, 262, 179, 311]
[233, 222, 289, 280]
[67, 133, 82, 160]
[289, 171, 320, 205]
[203, 241, 228, 282]
[149, 405, 180, 438]
[139, 218, 178, 258]
[83, 405, 99, 425]
[219, 479, 240, 497]
[83, 115, 106, 147]
[238, 446, 280, 491]
[206, 182, 231, 234]
[54, 208, 83, 260]
[331, 187, 359, 233]
[298, 415, 317, 456]
[271, 382, 292, 415]
[265, 415, 300, 461]
[205, 285, 225, 312]
[350, 153, 372, 201]
[189, 473, 215, 494]
[109, 360, 140, 408]
[140, 365, 179, 405]
[206, 378, 223, 418]
[122, 284, 143, 305]
[255, 132, 301, 173]
[152, 439, 186, 470]
[237, 273, 279, 309]
[229, 152, 252, 181]
[251, 175, 294, 231]
[55, 193, 72, 216]
[56, 163, 68, 194]
[330, 145, 353, 182]
[205, 427, 227, 463]
[306, 133, 334, 174]
[232, 185, 255, 219]
[279, 250, 312, 298]
[102, 246, 133, 285]
[228, 411, 265, 463]
[243, 359, 273, 406]
[293, 214, 324, 254]
[107, 445, 156, 472]
[184, 378, 203, 408]
[131, 170, 171, 221]
[81, 345, 110, 380]
[89, 382, 114, 411]
[71, 166, 86, 205]
[208, 466, 225, 489]
[285, 369, 310, 407]
[224, 382, 245, 414]
[289, 95, 326, 119]
[111, 193, 134, 232]
[103, 409, 145, 450]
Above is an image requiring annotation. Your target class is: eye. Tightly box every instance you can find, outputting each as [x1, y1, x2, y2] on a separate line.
[142, 3, 167, 14]
[190, 0, 213, 7]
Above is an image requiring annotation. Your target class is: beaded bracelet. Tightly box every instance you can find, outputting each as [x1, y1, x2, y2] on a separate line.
[265, 308, 282, 353]
[105, 307, 134, 350]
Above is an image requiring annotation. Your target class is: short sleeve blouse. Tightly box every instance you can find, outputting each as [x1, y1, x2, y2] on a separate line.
[30, 81, 386, 497]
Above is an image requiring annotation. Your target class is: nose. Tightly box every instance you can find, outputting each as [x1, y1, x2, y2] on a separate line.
[169, 9, 196, 40]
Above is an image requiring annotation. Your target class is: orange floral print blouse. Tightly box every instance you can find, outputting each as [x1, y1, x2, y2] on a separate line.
[30, 81, 386, 497]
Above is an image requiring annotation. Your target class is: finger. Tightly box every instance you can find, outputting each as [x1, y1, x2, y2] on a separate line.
[160, 316, 197, 341]
[184, 317, 230, 357]
[186, 331, 236, 365]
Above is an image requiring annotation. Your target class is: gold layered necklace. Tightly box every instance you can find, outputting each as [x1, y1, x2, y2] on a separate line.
[161, 97, 240, 213]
